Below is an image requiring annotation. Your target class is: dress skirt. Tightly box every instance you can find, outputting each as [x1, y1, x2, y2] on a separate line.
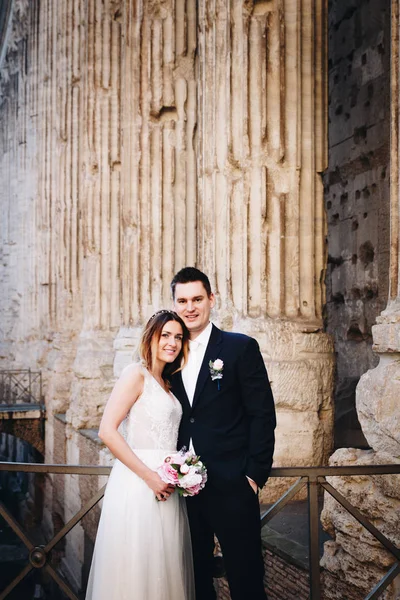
[85, 449, 195, 600]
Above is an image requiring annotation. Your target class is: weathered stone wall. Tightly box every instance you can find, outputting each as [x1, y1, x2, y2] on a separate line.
[0, 1, 334, 472]
[324, 0, 391, 448]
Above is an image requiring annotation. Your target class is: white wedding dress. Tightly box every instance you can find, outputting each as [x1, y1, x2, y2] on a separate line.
[85, 366, 195, 600]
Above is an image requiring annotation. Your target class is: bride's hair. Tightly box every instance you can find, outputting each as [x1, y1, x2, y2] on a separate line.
[139, 310, 189, 385]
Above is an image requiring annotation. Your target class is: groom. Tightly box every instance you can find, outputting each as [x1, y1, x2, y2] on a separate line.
[171, 267, 276, 600]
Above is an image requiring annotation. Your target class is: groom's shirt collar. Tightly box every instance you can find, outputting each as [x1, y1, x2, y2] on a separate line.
[190, 321, 213, 349]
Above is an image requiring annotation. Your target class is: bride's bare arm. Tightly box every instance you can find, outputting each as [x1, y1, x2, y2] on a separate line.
[98, 364, 175, 499]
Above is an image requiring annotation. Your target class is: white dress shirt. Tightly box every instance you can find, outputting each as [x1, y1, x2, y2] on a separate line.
[181, 322, 213, 452]
[182, 321, 213, 405]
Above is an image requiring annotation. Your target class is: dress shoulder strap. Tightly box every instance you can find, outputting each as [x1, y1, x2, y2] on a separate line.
[138, 362, 152, 381]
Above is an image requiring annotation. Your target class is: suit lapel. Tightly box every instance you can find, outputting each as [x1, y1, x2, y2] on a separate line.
[192, 325, 223, 409]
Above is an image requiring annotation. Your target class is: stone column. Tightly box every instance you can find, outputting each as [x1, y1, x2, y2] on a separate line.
[194, 0, 334, 501]
[0, 1, 43, 363]
[113, 0, 334, 501]
[115, 0, 198, 373]
[321, 2, 400, 597]
[66, 0, 123, 431]
[0, 1, 333, 501]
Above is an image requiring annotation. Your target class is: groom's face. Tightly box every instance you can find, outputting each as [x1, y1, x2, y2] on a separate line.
[173, 281, 215, 339]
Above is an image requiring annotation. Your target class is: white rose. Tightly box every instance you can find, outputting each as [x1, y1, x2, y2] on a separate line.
[213, 359, 224, 370]
[180, 463, 190, 474]
[179, 472, 203, 488]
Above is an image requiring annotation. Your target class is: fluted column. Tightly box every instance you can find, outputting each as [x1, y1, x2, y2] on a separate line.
[0, 1, 41, 354]
[197, 0, 328, 321]
[194, 0, 333, 500]
[113, 1, 334, 499]
[0, 1, 333, 491]
[65, 0, 123, 431]
[120, 0, 197, 327]
[115, 0, 198, 374]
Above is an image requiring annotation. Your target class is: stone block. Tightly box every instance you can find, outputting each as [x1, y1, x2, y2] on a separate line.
[274, 410, 325, 467]
[356, 357, 400, 457]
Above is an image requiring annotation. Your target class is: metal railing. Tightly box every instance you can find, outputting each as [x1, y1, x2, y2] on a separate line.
[262, 465, 400, 600]
[0, 462, 399, 600]
[0, 370, 43, 406]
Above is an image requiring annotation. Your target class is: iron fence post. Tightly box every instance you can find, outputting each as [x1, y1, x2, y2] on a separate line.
[308, 474, 321, 599]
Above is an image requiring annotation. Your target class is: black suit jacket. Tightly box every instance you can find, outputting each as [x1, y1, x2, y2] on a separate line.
[171, 325, 276, 490]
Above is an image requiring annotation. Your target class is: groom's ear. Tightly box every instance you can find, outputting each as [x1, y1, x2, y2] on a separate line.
[209, 292, 216, 309]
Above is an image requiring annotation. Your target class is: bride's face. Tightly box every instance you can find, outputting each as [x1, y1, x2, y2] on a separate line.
[156, 320, 183, 365]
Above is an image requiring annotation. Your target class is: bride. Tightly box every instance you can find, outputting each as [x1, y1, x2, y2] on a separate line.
[85, 310, 195, 600]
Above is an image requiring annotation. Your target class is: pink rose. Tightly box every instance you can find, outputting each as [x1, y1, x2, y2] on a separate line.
[158, 463, 179, 485]
[183, 483, 202, 496]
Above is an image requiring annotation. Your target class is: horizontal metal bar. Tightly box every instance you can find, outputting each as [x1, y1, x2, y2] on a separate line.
[364, 562, 400, 600]
[0, 405, 42, 412]
[1, 462, 399, 477]
[0, 462, 112, 475]
[270, 465, 400, 477]
[0, 370, 41, 374]
[321, 480, 400, 561]
[261, 477, 307, 526]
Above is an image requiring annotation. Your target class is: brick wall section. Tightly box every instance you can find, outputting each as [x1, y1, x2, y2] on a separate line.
[215, 547, 310, 600]
[324, 0, 391, 448]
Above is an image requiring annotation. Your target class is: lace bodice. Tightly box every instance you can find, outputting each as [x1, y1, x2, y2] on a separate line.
[121, 366, 182, 451]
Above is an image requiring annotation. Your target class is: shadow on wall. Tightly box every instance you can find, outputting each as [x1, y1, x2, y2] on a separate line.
[333, 377, 370, 449]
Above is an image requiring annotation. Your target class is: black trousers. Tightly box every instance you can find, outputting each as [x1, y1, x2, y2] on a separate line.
[186, 477, 267, 600]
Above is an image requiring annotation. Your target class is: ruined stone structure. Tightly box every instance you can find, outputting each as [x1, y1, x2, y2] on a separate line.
[0, 0, 398, 598]
[320, 1, 400, 599]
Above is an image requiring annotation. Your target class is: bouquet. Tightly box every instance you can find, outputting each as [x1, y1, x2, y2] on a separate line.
[157, 448, 207, 497]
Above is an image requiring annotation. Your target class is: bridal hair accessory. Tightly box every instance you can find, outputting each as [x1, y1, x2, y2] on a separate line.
[157, 448, 208, 498]
[209, 358, 224, 390]
[149, 309, 178, 321]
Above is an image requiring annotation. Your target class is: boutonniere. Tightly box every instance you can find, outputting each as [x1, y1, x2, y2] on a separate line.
[209, 359, 224, 390]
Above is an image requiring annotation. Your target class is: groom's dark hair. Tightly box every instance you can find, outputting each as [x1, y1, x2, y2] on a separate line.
[171, 267, 212, 298]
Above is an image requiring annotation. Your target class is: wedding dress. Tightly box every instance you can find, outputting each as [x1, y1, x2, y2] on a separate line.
[85, 365, 195, 600]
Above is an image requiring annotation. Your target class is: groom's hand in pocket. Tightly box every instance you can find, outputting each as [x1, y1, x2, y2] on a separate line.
[246, 476, 258, 494]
